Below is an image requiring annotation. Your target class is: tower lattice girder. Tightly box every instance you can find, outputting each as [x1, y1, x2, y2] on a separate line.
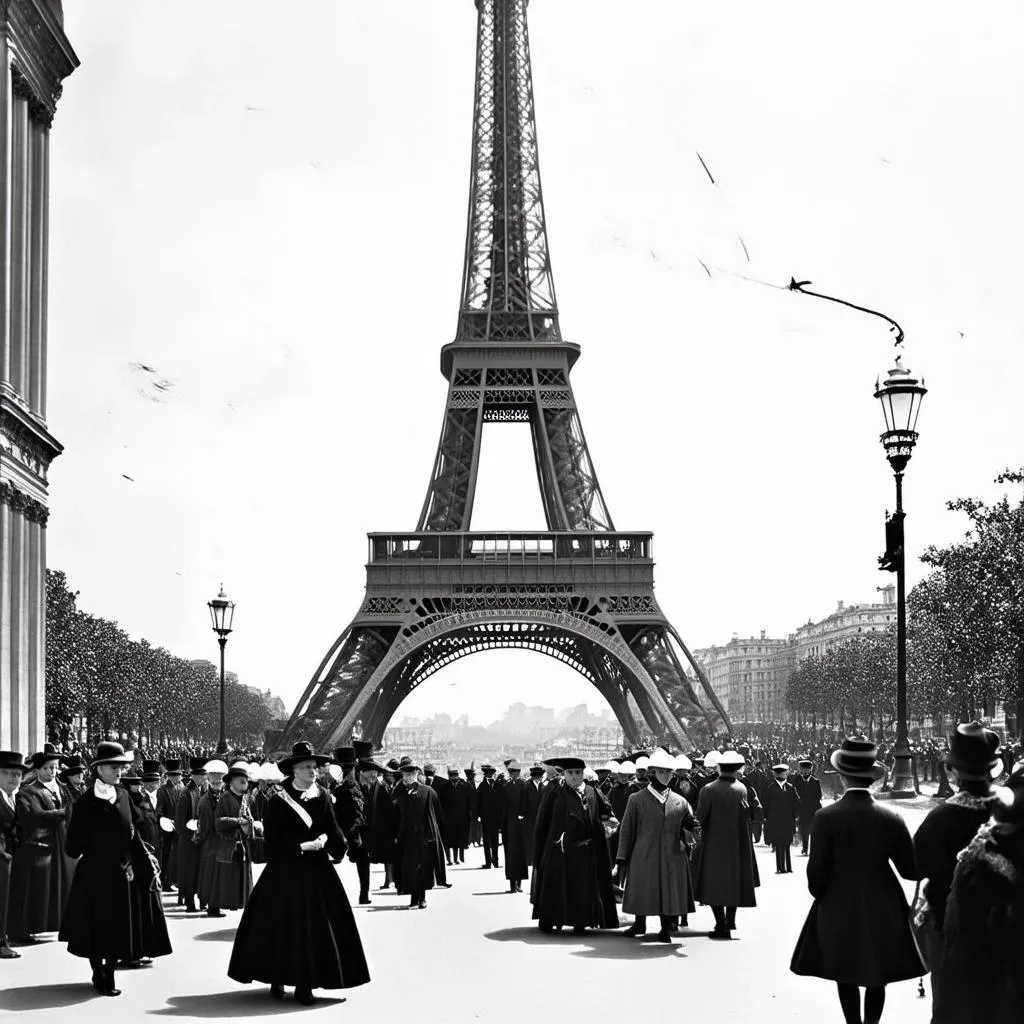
[273, 0, 729, 756]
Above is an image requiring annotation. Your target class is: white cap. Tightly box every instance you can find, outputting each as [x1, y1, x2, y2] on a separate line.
[326, 763, 343, 782]
[260, 761, 284, 783]
[674, 754, 693, 771]
[648, 749, 677, 771]
[602, 760, 621, 773]
[618, 761, 636, 774]
[203, 759, 229, 775]
[703, 751, 721, 769]
[583, 767, 598, 782]
[635, 756, 650, 771]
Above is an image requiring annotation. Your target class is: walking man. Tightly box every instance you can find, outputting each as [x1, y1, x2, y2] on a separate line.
[762, 763, 800, 873]
[476, 764, 502, 869]
[792, 759, 822, 856]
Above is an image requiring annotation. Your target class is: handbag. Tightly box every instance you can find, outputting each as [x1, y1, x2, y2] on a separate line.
[231, 839, 249, 865]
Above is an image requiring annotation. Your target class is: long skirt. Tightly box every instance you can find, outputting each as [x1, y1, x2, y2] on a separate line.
[127, 877, 173, 959]
[228, 853, 370, 991]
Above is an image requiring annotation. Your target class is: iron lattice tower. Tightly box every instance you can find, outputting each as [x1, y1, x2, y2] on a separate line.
[274, 0, 729, 754]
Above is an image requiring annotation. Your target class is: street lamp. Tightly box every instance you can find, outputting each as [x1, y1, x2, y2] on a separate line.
[207, 585, 236, 755]
[874, 356, 927, 797]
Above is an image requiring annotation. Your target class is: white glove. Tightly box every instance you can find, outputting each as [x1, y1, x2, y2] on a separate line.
[251, 820, 264, 837]
[186, 818, 199, 832]
[159, 816, 175, 833]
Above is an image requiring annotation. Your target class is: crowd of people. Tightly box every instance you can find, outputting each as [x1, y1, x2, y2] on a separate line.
[0, 725, 1022, 1019]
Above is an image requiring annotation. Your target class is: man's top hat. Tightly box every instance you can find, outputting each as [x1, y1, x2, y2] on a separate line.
[830, 736, 885, 781]
[163, 758, 182, 775]
[332, 747, 357, 768]
[189, 756, 208, 774]
[945, 721, 1002, 779]
[90, 741, 133, 767]
[141, 759, 164, 781]
[0, 751, 28, 773]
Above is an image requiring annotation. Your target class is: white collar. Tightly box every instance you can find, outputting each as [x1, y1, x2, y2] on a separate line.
[0, 789, 15, 809]
[777, 779, 787, 788]
[146, 788, 159, 807]
[94, 780, 118, 804]
[41, 778, 60, 793]
[295, 780, 322, 803]
[646, 783, 669, 805]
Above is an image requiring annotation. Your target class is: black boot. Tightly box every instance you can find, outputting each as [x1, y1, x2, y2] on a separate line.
[270, 983, 285, 999]
[90, 959, 105, 994]
[104, 962, 122, 997]
[294, 987, 316, 1005]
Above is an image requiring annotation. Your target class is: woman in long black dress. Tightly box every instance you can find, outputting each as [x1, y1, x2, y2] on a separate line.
[228, 741, 370, 1005]
[59, 742, 172, 997]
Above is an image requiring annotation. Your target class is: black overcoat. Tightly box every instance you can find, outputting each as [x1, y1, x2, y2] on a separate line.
[522, 778, 544, 866]
[531, 782, 618, 929]
[196, 787, 223, 906]
[393, 783, 445, 892]
[476, 778, 502, 832]
[692, 777, 760, 907]
[792, 773, 823, 829]
[59, 787, 171, 961]
[790, 790, 924, 986]
[367, 782, 398, 864]
[156, 779, 183, 883]
[228, 781, 370, 991]
[124, 790, 173, 960]
[210, 789, 254, 910]
[440, 778, 472, 850]
[762, 780, 801, 846]
[500, 778, 530, 882]
[173, 783, 204, 899]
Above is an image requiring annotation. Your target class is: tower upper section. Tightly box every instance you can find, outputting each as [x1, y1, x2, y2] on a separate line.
[454, 0, 561, 351]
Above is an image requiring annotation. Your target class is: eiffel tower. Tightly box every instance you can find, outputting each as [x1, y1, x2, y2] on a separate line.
[275, 0, 730, 753]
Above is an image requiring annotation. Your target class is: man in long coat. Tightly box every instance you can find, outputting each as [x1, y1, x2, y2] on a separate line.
[792, 759, 823, 856]
[531, 757, 618, 935]
[463, 768, 481, 847]
[499, 761, 529, 892]
[0, 750, 28, 958]
[7, 747, 76, 943]
[196, 760, 227, 916]
[475, 764, 502, 869]
[522, 765, 545, 867]
[173, 758, 207, 913]
[762, 764, 801, 873]
[745, 761, 769, 843]
[393, 764, 445, 908]
[156, 759, 184, 892]
[368, 765, 399, 890]
[616, 750, 701, 941]
[440, 767, 472, 865]
[693, 750, 759, 939]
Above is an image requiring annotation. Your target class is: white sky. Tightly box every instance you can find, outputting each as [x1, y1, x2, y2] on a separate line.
[45, 1, 1024, 727]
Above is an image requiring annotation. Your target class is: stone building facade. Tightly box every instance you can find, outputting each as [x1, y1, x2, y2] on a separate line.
[0, 1, 76, 750]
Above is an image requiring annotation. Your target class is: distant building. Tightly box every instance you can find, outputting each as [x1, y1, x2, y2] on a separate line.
[791, 586, 896, 662]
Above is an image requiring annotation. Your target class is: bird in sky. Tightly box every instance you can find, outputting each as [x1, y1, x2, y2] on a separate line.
[121, 474, 135, 482]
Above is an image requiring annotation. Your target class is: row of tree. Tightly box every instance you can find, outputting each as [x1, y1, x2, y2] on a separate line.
[45, 570, 274, 750]
[786, 470, 1024, 737]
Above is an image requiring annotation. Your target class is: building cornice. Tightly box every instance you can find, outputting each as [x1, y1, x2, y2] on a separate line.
[0, 394, 63, 465]
[0, 479, 49, 524]
[3, 0, 80, 127]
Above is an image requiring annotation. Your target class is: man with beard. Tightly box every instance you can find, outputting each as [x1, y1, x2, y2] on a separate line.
[174, 758, 208, 912]
[440, 767, 472, 866]
[475, 764, 502, 869]
[393, 764, 445, 909]
[156, 759, 185, 893]
[7, 746, 76, 945]
[500, 761, 529, 893]
[792, 758, 823, 856]
[531, 757, 618, 936]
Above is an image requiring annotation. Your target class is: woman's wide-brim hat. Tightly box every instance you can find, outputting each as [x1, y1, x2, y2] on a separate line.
[278, 741, 332, 774]
[945, 721, 1002, 779]
[0, 750, 29, 773]
[830, 736, 886, 780]
[91, 741, 133, 767]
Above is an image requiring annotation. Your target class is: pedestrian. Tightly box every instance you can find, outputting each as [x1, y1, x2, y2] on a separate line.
[500, 760, 529, 893]
[440, 765, 472, 865]
[763, 763, 801, 873]
[59, 741, 171, 997]
[790, 736, 924, 1024]
[228, 741, 370, 1005]
[7, 744, 76, 945]
[930, 768, 1024, 1023]
[530, 757, 619, 936]
[522, 764, 545, 867]
[616, 748, 700, 942]
[476, 763, 502, 868]
[369, 762, 399, 891]
[792, 759, 823, 856]
[155, 758, 184, 893]
[57, 755, 87, 807]
[196, 758, 228, 917]
[353, 740, 384, 901]
[210, 764, 256, 913]
[393, 762, 446, 908]
[692, 749, 759, 938]
[173, 758, 207, 913]
[464, 766, 482, 848]
[248, 761, 279, 866]
[914, 721, 1005, 1016]
[0, 750, 28, 959]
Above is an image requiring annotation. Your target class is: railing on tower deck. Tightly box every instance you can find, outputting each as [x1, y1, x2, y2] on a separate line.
[367, 532, 653, 565]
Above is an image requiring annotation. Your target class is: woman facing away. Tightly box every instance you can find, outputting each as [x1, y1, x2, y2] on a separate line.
[227, 741, 370, 1006]
[790, 736, 924, 1024]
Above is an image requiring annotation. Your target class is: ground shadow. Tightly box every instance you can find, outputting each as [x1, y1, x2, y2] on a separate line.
[364, 905, 409, 912]
[195, 928, 238, 942]
[149, 990, 346, 1017]
[484, 925, 688, 960]
[471, 891, 517, 897]
[0, 982, 99, 1011]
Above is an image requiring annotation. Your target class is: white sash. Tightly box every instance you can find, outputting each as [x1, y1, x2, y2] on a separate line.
[277, 787, 313, 830]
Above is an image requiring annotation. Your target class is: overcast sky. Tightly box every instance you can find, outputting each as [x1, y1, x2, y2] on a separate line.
[46, 1, 1023, 727]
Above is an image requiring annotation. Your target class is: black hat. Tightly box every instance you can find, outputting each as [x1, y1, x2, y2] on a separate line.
[544, 757, 585, 770]
[481, 763, 496, 773]
[163, 758, 182, 775]
[189, 756, 208, 774]
[90, 741, 133, 768]
[463, 767, 476, 777]
[122, 770, 143, 787]
[506, 759, 522, 772]
[447, 766, 459, 775]
[225, 764, 251, 784]
[502, 758, 513, 768]
[354, 741, 384, 770]
[400, 762, 421, 774]
[423, 764, 436, 775]
[830, 736, 885, 781]
[0, 751, 28, 773]
[58, 753, 86, 780]
[29, 746, 63, 769]
[945, 721, 1002, 779]
[386, 758, 401, 772]
[332, 746, 357, 768]
[529, 764, 545, 776]
[141, 759, 164, 781]
[279, 741, 332, 774]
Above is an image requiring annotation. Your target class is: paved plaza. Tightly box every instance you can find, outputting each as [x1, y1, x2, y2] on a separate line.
[0, 802, 935, 1024]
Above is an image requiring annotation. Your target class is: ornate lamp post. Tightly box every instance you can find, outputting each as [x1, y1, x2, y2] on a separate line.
[874, 357, 927, 796]
[207, 585, 236, 755]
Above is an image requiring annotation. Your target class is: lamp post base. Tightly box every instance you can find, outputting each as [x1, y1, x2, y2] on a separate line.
[877, 752, 917, 800]
[216, 739, 229, 755]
